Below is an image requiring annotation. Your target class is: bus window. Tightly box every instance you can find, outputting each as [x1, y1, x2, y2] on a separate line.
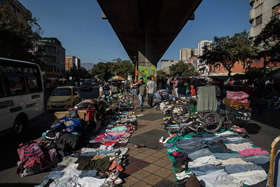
[27, 75, 42, 93]
[0, 75, 4, 98]
[6, 74, 26, 96]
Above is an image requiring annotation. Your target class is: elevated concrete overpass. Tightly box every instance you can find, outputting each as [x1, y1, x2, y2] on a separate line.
[97, 0, 202, 77]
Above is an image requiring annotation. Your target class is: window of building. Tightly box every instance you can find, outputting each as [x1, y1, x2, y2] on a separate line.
[255, 15, 262, 26]
[254, 0, 263, 8]
[272, 4, 280, 17]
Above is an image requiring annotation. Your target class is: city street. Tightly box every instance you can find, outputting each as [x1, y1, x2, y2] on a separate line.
[0, 85, 280, 186]
[0, 86, 99, 187]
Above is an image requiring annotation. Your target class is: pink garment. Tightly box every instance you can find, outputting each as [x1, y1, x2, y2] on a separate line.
[122, 132, 131, 138]
[238, 148, 269, 157]
[232, 127, 247, 133]
[107, 131, 126, 136]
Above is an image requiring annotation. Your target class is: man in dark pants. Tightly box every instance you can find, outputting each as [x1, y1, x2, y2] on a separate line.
[146, 76, 156, 108]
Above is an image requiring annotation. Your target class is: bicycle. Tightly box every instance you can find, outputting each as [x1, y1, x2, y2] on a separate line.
[166, 112, 223, 135]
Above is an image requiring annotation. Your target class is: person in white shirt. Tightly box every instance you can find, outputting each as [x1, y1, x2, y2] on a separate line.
[146, 77, 156, 108]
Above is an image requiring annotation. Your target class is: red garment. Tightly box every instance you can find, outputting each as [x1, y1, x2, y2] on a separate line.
[93, 135, 104, 142]
[190, 85, 196, 96]
[103, 141, 116, 146]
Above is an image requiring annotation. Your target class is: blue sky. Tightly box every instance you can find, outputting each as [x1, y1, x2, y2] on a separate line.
[20, 0, 252, 68]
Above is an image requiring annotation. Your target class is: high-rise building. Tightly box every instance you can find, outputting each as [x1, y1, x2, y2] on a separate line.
[34, 37, 65, 74]
[180, 48, 198, 61]
[197, 40, 212, 76]
[160, 60, 180, 74]
[65, 56, 81, 71]
[249, 0, 280, 38]
[198, 40, 212, 57]
[0, 0, 31, 16]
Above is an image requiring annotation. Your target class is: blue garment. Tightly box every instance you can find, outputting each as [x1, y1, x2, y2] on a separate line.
[138, 94, 145, 109]
[190, 165, 223, 176]
[188, 148, 213, 160]
[243, 155, 270, 165]
[53, 117, 84, 133]
[213, 153, 243, 160]
[225, 164, 264, 174]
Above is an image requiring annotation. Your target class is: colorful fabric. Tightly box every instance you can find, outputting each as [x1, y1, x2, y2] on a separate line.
[238, 148, 269, 157]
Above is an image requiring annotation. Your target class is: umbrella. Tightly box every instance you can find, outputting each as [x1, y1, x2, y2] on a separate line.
[108, 75, 125, 81]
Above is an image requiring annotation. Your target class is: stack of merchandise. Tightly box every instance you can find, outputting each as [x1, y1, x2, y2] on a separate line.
[223, 91, 250, 109]
[161, 130, 269, 186]
[32, 111, 137, 187]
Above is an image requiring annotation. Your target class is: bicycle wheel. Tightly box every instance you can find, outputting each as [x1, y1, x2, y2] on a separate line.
[109, 97, 119, 112]
[202, 113, 223, 133]
[170, 103, 191, 123]
[123, 93, 134, 107]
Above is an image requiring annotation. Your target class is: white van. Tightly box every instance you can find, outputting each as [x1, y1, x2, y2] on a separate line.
[0, 57, 44, 134]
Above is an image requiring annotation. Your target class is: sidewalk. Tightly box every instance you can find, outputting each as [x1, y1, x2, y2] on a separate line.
[123, 105, 176, 186]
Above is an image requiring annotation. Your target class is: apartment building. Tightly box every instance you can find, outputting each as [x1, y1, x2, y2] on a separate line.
[249, 0, 280, 38]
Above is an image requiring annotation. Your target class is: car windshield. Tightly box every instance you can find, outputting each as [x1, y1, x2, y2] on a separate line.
[52, 88, 72, 96]
[83, 81, 91, 85]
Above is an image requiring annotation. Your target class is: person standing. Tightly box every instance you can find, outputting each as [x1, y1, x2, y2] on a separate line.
[173, 77, 179, 98]
[184, 80, 190, 98]
[190, 84, 196, 98]
[134, 78, 146, 111]
[146, 77, 156, 108]
[166, 76, 170, 94]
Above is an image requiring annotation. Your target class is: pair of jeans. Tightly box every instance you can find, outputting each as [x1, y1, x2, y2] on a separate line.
[175, 88, 178, 98]
[148, 93, 154, 107]
[139, 94, 145, 109]
[217, 98, 221, 113]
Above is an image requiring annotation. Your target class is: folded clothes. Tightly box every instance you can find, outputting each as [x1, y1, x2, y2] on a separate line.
[226, 142, 253, 152]
[106, 131, 126, 136]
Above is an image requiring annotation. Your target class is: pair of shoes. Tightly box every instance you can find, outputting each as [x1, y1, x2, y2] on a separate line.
[140, 109, 143, 112]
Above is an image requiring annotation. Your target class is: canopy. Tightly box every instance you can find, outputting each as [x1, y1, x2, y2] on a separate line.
[108, 75, 125, 81]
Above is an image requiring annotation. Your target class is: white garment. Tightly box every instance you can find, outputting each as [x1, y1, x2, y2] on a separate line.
[77, 177, 106, 187]
[197, 169, 244, 187]
[219, 158, 252, 166]
[147, 80, 156, 94]
[188, 155, 222, 168]
[215, 131, 236, 137]
[226, 142, 253, 152]
[230, 170, 267, 186]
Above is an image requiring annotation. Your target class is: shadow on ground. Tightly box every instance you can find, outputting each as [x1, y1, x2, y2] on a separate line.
[129, 129, 168, 150]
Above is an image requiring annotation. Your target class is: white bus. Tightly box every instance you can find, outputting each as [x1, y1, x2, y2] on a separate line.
[0, 57, 44, 134]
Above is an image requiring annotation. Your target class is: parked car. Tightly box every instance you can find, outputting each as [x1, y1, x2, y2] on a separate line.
[47, 86, 80, 110]
[81, 81, 92, 91]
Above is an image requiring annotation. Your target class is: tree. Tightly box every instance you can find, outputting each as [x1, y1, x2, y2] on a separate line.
[157, 70, 166, 80]
[0, 2, 42, 63]
[91, 62, 112, 81]
[254, 17, 280, 78]
[169, 61, 197, 79]
[91, 59, 134, 81]
[200, 31, 257, 77]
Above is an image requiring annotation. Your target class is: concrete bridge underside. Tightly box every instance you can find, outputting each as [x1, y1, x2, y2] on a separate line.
[97, 0, 202, 67]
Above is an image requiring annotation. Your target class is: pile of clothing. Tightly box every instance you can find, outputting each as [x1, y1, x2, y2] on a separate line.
[161, 130, 270, 186]
[33, 111, 137, 187]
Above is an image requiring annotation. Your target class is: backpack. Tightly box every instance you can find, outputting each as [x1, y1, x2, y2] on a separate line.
[17, 140, 60, 176]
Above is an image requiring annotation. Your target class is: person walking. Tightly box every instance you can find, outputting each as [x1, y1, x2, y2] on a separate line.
[146, 76, 156, 108]
[134, 78, 146, 111]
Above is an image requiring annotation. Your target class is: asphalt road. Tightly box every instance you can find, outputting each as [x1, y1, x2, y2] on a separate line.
[0, 86, 99, 187]
[0, 86, 279, 186]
